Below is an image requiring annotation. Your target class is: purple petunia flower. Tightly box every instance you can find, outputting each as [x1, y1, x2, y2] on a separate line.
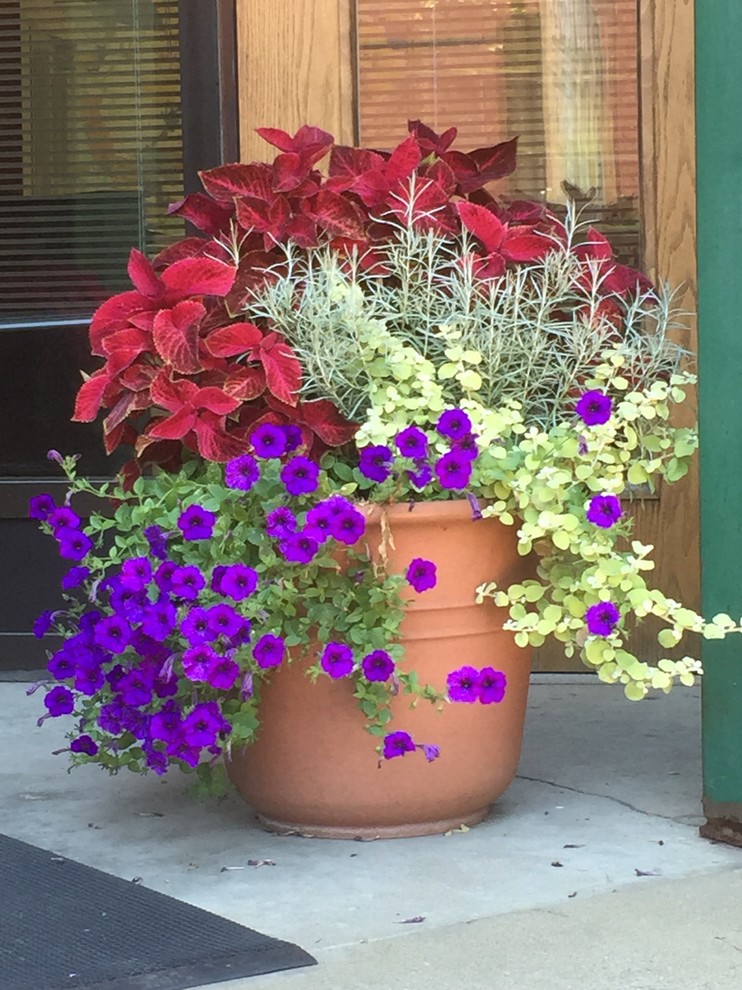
[280, 456, 320, 496]
[225, 454, 260, 492]
[323, 495, 355, 518]
[206, 603, 243, 641]
[382, 730, 416, 760]
[585, 601, 620, 637]
[166, 739, 201, 768]
[143, 744, 169, 775]
[94, 615, 132, 654]
[395, 426, 429, 460]
[279, 532, 319, 564]
[177, 504, 217, 541]
[182, 644, 218, 682]
[265, 506, 298, 540]
[251, 423, 288, 459]
[117, 667, 154, 708]
[150, 703, 182, 743]
[304, 503, 334, 543]
[359, 445, 393, 484]
[28, 493, 56, 520]
[476, 667, 507, 704]
[70, 734, 98, 756]
[361, 649, 395, 682]
[575, 390, 613, 426]
[74, 663, 105, 696]
[320, 642, 354, 679]
[406, 558, 437, 593]
[454, 433, 480, 461]
[144, 525, 169, 561]
[170, 565, 206, 601]
[44, 685, 74, 716]
[253, 634, 285, 669]
[61, 566, 90, 591]
[181, 606, 216, 646]
[140, 599, 177, 642]
[282, 424, 304, 453]
[420, 743, 440, 762]
[108, 585, 147, 623]
[33, 610, 55, 639]
[434, 450, 472, 490]
[330, 508, 366, 546]
[49, 506, 81, 532]
[48, 648, 75, 681]
[447, 665, 479, 703]
[182, 701, 225, 748]
[205, 655, 240, 691]
[56, 527, 94, 561]
[586, 494, 623, 529]
[120, 556, 152, 592]
[407, 462, 433, 490]
[220, 564, 258, 602]
[155, 560, 178, 594]
[437, 408, 472, 440]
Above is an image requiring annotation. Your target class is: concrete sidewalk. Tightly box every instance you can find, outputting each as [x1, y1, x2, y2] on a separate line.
[2, 675, 741, 989]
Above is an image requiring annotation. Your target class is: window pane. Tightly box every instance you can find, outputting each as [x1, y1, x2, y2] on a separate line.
[357, 0, 641, 267]
[0, 0, 184, 477]
[0, 0, 184, 324]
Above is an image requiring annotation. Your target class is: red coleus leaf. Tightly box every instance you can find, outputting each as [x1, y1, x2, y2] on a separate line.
[310, 190, 367, 240]
[167, 193, 235, 236]
[127, 249, 164, 298]
[118, 362, 158, 392]
[407, 119, 458, 156]
[328, 145, 386, 184]
[285, 213, 319, 248]
[72, 371, 111, 422]
[160, 257, 237, 299]
[388, 177, 454, 233]
[272, 152, 310, 193]
[470, 253, 507, 280]
[148, 407, 198, 440]
[257, 125, 334, 164]
[193, 415, 249, 462]
[351, 169, 391, 209]
[223, 365, 267, 401]
[234, 196, 271, 232]
[150, 370, 199, 412]
[199, 162, 273, 204]
[256, 332, 302, 406]
[501, 227, 551, 263]
[423, 158, 457, 196]
[300, 398, 358, 446]
[103, 391, 150, 435]
[100, 326, 150, 359]
[441, 150, 480, 187]
[456, 201, 506, 253]
[152, 300, 205, 374]
[460, 136, 519, 192]
[152, 237, 232, 270]
[194, 386, 241, 416]
[385, 134, 422, 183]
[89, 291, 154, 355]
[204, 321, 264, 357]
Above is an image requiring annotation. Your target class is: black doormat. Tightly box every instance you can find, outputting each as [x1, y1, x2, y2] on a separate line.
[0, 833, 316, 990]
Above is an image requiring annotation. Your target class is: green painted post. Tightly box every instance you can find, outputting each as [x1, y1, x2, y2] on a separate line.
[696, 1, 742, 844]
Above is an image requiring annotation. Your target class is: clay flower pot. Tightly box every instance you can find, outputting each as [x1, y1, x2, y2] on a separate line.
[226, 500, 533, 838]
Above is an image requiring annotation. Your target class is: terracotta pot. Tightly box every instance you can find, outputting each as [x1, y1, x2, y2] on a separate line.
[226, 500, 533, 839]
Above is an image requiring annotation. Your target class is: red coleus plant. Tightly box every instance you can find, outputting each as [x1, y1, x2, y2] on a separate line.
[74, 120, 651, 479]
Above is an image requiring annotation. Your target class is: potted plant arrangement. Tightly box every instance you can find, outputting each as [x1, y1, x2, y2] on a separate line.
[30, 122, 740, 839]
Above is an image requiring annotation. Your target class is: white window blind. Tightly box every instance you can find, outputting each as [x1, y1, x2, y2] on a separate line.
[0, 0, 184, 324]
